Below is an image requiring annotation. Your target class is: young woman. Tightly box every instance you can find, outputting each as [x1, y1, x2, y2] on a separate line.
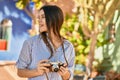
[16, 5, 75, 80]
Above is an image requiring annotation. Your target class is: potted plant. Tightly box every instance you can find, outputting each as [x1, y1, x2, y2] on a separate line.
[0, 39, 7, 50]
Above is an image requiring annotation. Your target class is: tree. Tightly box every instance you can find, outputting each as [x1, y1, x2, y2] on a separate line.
[73, 0, 120, 78]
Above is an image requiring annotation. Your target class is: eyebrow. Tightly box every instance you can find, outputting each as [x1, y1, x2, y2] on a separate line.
[42, 13, 45, 16]
[37, 14, 44, 18]
[38, 14, 45, 17]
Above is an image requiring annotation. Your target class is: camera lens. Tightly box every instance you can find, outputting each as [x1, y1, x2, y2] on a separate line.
[52, 63, 59, 72]
[53, 68, 59, 72]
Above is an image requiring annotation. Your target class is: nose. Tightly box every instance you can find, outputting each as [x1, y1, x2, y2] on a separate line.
[39, 18, 41, 22]
[36, 17, 41, 23]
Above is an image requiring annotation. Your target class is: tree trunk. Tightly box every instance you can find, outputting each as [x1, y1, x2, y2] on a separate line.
[85, 32, 97, 78]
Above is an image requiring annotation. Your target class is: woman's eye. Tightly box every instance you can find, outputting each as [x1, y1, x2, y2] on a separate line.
[36, 15, 45, 20]
[42, 16, 45, 19]
[36, 17, 40, 21]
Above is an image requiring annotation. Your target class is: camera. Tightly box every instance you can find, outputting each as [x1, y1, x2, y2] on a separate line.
[47, 62, 64, 72]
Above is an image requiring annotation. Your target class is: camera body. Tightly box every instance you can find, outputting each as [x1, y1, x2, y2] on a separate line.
[48, 62, 64, 72]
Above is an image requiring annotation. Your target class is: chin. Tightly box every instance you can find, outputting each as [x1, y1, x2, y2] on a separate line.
[39, 30, 47, 33]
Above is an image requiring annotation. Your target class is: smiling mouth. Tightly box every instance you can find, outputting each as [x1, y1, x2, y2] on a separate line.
[39, 24, 44, 27]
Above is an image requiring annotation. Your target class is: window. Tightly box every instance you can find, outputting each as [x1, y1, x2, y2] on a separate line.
[0, 19, 12, 51]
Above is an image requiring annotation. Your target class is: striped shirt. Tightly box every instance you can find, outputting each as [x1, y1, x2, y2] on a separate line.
[16, 35, 75, 80]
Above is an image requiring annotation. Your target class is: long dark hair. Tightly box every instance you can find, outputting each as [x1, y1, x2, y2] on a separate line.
[39, 5, 64, 59]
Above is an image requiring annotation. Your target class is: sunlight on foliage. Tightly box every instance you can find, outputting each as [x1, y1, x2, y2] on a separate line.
[34, 1, 42, 9]
[16, 0, 29, 10]
[61, 14, 90, 65]
[16, 0, 57, 10]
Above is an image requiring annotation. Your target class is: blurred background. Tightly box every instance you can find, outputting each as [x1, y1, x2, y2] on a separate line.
[0, 0, 120, 80]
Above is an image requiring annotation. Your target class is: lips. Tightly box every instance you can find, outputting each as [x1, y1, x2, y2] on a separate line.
[39, 24, 44, 27]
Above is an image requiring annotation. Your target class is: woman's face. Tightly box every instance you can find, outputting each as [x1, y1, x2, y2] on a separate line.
[38, 9, 47, 33]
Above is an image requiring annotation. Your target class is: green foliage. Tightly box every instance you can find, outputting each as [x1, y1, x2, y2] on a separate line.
[111, 11, 120, 73]
[61, 14, 91, 65]
[15, 0, 43, 10]
[61, 13, 109, 65]
[15, 0, 57, 10]
[16, 0, 29, 10]
[93, 10, 120, 73]
[97, 29, 109, 47]
[93, 57, 113, 74]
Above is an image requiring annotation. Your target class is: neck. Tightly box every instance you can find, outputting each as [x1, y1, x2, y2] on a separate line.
[50, 33, 62, 49]
[51, 34, 61, 43]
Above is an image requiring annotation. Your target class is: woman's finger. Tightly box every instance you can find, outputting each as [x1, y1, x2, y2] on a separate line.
[38, 66, 49, 72]
[63, 63, 67, 67]
[39, 63, 51, 67]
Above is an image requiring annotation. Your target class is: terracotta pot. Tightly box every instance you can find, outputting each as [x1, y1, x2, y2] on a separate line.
[0, 39, 7, 50]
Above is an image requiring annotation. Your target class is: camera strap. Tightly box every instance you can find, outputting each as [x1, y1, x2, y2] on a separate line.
[45, 72, 49, 80]
[61, 42, 68, 66]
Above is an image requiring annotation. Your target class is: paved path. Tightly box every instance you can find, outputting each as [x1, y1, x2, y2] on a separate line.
[0, 61, 27, 80]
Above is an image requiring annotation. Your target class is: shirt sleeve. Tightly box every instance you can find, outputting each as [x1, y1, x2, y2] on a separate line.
[67, 44, 75, 80]
[16, 40, 32, 69]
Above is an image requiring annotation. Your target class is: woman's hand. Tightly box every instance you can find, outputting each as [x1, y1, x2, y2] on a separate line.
[37, 60, 51, 75]
[58, 64, 70, 80]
